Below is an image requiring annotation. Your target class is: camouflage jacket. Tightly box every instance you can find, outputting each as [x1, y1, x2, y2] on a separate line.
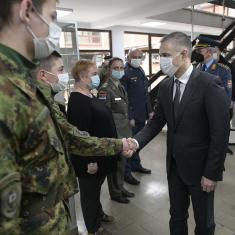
[0, 43, 122, 235]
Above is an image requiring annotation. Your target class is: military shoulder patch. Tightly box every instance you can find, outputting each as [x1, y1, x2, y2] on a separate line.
[98, 90, 107, 100]
[0, 173, 22, 219]
[228, 80, 232, 89]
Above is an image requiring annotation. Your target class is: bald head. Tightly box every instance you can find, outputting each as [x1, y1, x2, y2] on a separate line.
[128, 48, 143, 58]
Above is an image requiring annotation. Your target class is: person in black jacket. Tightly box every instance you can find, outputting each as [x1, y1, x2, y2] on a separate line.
[129, 32, 230, 235]
[67, 60, 119, 235]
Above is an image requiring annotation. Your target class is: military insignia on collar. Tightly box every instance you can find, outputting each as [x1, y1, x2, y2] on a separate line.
[130, 76, 138, 80]
[211, 64, 217, 70]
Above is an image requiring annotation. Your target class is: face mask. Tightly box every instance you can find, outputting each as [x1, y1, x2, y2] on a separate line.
[91, 75, 100, 89]
[112, 70, 124, 80]
[46, 72, 68, 93]
[130, 59, 141, 68]
[58, 73, 69, 87]
[27, 8, 62, 59]
[160, 56, 179, 77]
[213, 52, 218, 61]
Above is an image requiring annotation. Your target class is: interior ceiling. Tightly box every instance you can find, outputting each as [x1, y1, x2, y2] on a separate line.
[57, 0, 227, 34]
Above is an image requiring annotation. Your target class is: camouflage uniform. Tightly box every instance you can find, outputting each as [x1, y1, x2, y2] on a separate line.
[0, 43, 123, 235]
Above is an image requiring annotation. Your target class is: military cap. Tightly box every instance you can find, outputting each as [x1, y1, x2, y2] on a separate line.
[194, 36, 220, 49]
[104, 55, 112, 60]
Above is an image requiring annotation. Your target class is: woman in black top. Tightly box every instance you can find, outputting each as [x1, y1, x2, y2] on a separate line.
[67, 60, 118, 235]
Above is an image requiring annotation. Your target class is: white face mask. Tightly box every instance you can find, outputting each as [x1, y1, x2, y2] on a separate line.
[58, 73, 69, 86]
[27, 8, 62, 59]
[160, 56, 179, 77]
[212, 52, 218, 61]
[50, 73, 69, 93]
[130, 59, 142, 68]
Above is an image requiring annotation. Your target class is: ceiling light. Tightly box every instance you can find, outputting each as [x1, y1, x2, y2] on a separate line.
[141, 21, 166, 27]
[57, 8, 73, 18]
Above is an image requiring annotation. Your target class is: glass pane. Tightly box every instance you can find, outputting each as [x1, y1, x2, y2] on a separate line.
[214, 5, 225, 14]
[228, 8, 235, 17]
[141, 52, 150, 76]
[79, 52, 111, 67]
[58, 23, 78, 55]
[124, 33, 149, 51]
[151, 36, 162, 49]
[78, 31, 110, 50]
[57, 23, 78, 74]
[151, 53, 160, 74]
[194, 3, 215, 13]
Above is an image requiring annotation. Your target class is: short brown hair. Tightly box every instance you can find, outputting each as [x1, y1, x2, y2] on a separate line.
[108, 57, 123, 68]
[72, 60, 96, 81]
[0, 0, 46, 31]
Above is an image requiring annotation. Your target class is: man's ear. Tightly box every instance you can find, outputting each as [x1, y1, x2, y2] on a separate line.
[19, 0, 33, 25]
[38, 70, 46, 80]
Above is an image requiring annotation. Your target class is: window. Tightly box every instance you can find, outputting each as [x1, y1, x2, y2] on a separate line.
[60, 32, 73, 48]
[124, 32, 164, 77]
[58, 23, 78, 75]
[194, 3, 233, 16]
[78, 29, 112, 67]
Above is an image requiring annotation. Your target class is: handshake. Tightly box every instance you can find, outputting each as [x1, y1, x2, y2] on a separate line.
[122, 138, 139, 158]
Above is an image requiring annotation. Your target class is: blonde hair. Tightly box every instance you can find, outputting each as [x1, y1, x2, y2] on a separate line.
[72, 60, 96, 81]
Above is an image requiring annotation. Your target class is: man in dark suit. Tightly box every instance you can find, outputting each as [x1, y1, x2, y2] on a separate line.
[129, 32, 230, 235]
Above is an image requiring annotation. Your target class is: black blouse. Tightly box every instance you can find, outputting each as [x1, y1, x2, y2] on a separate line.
[67, 92, 119, 177]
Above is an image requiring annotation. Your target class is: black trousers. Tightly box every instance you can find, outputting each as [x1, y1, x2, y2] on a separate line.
[168, 160, 215, 235]
[78, 176, 106, 234]
[125, 121, 145, 175]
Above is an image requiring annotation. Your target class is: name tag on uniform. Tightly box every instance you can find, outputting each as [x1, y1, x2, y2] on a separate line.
[115, 98, 121, 101]
[130, 76, 138, 81]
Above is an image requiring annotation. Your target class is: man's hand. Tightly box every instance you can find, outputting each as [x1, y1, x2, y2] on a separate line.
[201, 176, 217, 193]
[87, 162, 98, 174]
[129, 119, 135, 128]
[127, 138, 138, 151]
[122, 138, 137, 158]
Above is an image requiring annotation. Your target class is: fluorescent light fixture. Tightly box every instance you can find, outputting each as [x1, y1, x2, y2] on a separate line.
[141, 21, 166, 27]
[57, 8, 73, 18]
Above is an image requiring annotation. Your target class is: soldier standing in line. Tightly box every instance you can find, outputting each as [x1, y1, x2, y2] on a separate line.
[122, 48, 152, 185]
[194, 38, 232, 99]
[98, 57, 135, 204]
[0, 1, 132, 235]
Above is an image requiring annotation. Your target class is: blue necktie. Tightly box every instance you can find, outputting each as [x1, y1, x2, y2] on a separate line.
[202, 64, 207, 71]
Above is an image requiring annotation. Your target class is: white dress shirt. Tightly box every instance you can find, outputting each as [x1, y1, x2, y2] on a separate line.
[173, 64, 193, 101]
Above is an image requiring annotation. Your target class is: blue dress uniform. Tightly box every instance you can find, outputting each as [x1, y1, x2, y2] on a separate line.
[122, 62, 152, 175]
[200, 59, 232, 100]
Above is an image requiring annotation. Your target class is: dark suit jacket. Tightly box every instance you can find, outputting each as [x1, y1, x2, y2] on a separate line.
[134, 68, 230, 185]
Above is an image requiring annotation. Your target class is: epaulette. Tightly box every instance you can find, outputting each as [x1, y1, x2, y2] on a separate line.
[217, 63, 230, 71]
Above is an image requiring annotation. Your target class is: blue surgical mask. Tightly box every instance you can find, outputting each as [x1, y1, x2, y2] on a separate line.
[130, 59, 142, 68]
[112, 70, 124, 80]
[91, 75, 100, 89]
